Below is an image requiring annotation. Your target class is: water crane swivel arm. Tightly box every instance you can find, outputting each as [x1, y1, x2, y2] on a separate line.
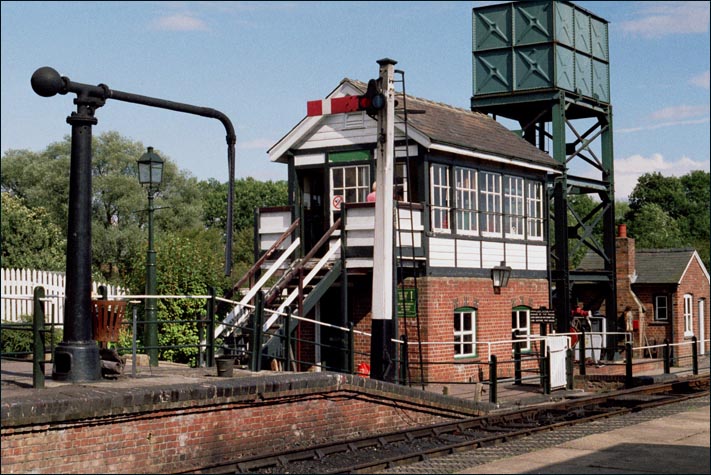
[31, 66, 236, 275]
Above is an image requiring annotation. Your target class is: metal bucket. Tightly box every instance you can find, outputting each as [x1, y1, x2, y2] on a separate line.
[216, 356, 235, 377]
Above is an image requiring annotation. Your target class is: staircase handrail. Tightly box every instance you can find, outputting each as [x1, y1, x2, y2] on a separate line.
[215, 237, 301, 338]
[227, 217, 300, 299]
[263, 217, 342, 307]
[263, 238, 342, 332]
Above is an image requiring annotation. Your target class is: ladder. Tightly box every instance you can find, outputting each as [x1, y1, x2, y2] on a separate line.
[392, 69, 425, 388]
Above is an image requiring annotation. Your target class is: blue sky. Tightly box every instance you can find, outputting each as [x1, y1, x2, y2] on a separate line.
[1, 1, 709, 200]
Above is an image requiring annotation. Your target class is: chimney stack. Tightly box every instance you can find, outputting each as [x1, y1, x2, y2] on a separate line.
[618, 223, 627, 238]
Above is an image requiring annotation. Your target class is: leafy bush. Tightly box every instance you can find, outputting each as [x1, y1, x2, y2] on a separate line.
[125, 231, 230, 366]
[1, 315, 63, 356]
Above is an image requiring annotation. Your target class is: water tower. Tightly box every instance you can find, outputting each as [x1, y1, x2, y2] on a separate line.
[470, 0, 616, 334]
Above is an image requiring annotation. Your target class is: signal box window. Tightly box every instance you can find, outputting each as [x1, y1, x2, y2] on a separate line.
[454, 307, 477, 358]
[430, 164, 450, 232]
[512, 306, 531, 351]
[455, 167, 478, 235]
[481, 171, 502, 236]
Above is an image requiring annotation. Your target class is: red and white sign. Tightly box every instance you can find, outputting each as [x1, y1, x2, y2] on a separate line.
[332, 195, 344, 210]
[307, 96, 361, 117]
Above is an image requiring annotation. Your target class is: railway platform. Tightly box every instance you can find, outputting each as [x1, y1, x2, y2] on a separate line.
[0, 358, 588, 410]
[2, 358, 708, 474]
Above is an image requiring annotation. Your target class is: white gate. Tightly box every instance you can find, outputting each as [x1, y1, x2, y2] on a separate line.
[546, 335, 568, 390]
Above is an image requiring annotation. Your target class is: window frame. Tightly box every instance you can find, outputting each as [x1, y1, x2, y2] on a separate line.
[454, 306, 477, 358]
[329, 163, 370, 225]
[526, 180, 544, 241]
[654, 295, 668, 322]
[684, 294, 694, 337]
[480, 171, 502, 237]
[430, 163, 451, 233]
[455, 167, 478, 236]
[504, 175, 525, 239]
[512, 306, 531, 352]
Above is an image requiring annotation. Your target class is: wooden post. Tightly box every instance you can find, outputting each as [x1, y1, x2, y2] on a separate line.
[370, 58, 397, 382]
[33, 286, 45, 389]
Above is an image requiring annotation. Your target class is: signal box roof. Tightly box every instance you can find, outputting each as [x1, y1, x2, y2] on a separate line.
[269, 78, 562, 173]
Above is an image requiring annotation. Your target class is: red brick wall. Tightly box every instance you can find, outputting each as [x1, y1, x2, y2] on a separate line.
[674, 256, 710, 360]
[632, 256, 710, 363]
[1, 389, 457, 474]
[343, 275, 550, 382]
[400, 276, 550, 383]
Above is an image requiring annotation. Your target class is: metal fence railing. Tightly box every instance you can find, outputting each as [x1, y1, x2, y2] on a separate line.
[3, 286, 709, 403]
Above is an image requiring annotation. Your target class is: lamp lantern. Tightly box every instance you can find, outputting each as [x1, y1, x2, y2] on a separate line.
[137, 146, 164, 190]
[491, 261, 512, 294]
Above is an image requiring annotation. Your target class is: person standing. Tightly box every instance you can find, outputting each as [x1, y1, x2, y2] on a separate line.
[367, 182, 377, 202]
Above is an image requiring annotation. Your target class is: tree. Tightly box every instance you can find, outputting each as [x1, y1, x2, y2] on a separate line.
[628, 173, 686, 220]
[233, 177, 289, 230]
[627, 203, 685, 249]
[625, 170, 710, 270]
[1, 194, 65, 271]
[1, 132, 212, 282]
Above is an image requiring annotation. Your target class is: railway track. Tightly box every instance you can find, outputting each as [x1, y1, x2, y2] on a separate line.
[185, 376, 709, 475]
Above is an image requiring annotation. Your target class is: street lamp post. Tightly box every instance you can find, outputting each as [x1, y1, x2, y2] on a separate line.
[137, 147, 164, 367]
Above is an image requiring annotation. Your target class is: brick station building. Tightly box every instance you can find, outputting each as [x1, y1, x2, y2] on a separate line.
[578, 225, 710, 362]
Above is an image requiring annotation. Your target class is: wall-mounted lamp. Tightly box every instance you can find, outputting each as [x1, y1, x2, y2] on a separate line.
[491, 261, 512, 294]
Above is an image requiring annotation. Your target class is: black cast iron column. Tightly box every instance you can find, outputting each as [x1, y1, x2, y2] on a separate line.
[31, 66, 238, 382]
[54, 91, 104, 381]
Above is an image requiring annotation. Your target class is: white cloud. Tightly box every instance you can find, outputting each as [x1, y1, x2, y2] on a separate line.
[690, 71, 710, 90]
[614, 153, 710, 200]
[617, 117, 710, 134]
[650, 105, 710, 121]
[620, 2, 709, 38]
[617, 103, 710, 134]
[152, 13, 208, 31]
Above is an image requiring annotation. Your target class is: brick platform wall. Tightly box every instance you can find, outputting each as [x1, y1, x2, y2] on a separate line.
[1, 375, 473, 474]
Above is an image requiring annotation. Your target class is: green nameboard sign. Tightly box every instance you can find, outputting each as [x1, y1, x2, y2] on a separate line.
[397, 288, 417, 318]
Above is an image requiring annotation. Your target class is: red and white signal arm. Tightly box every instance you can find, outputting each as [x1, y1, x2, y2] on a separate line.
[331, 194, 344, 211]
[307, 96, 361, 117]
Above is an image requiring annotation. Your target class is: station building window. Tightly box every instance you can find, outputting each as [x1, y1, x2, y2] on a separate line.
[654, 295, 668, 322]
[684, 294, 694, 337]
[526, 181, 543, 240]
[331, 164, 370, 205]
[504, 175, 525, 239]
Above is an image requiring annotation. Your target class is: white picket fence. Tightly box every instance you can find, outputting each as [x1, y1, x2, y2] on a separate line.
[1, 268, 125, 324]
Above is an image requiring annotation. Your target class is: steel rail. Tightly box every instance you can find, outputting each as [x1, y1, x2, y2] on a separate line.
[182, 376, 709, 474]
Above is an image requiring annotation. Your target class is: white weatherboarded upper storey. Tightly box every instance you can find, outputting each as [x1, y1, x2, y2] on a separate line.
[268, 79, 563, 175]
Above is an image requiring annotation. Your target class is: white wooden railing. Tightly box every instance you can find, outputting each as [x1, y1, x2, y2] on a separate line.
[0, 268, 125, 323]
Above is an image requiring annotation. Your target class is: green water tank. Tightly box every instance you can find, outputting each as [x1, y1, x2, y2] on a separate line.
[472, 0, 609, 104]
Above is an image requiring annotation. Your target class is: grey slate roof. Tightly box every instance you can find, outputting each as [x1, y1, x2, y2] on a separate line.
[634, 249, 697, 284]
[346, 79, 562, 170]
[578, 248, 697, 285]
